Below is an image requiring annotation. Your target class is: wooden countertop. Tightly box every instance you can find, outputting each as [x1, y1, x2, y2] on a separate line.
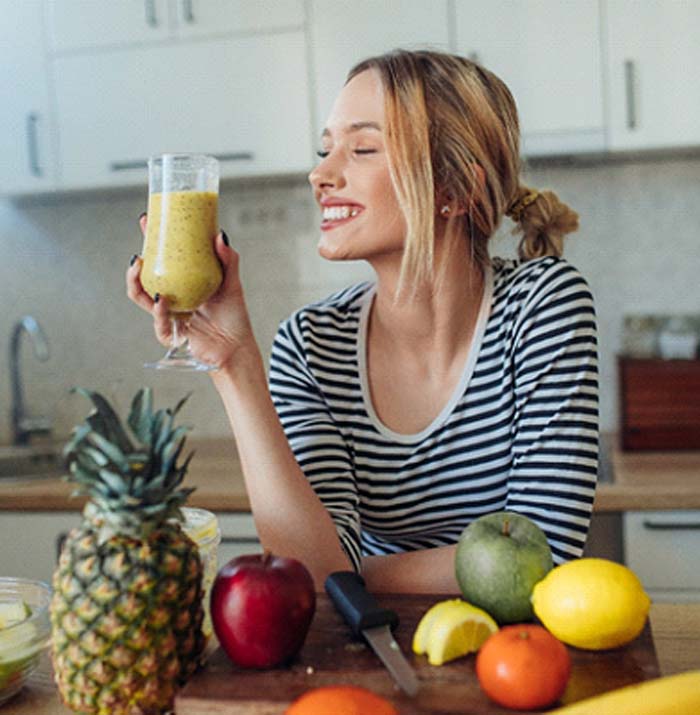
[1, 436, 699, 513]
[5, 602, 700, 715]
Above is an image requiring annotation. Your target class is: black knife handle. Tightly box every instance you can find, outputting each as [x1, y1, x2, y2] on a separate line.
[325, 571, 399, 636]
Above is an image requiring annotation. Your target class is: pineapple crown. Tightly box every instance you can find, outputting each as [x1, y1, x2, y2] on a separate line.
[64, 387, 195, 536]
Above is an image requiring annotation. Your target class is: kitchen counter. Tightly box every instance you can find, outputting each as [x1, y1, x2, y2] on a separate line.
[1, 435, 699, 513]
[4, 602, 700, 715]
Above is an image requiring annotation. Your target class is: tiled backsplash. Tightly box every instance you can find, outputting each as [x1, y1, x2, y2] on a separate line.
[1, 156, 699, 443]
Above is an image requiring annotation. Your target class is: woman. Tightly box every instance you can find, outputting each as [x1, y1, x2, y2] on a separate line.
[127, 50, 598, 593]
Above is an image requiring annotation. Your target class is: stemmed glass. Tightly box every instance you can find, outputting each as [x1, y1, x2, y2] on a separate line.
[140, 154, 223, 371]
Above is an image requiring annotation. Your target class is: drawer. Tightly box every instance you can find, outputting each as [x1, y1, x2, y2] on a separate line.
[624, 510, 700, 601]
[216, 512, 261, 567]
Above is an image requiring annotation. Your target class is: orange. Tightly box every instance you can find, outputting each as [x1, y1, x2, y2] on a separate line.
[285, 685, 398, 715]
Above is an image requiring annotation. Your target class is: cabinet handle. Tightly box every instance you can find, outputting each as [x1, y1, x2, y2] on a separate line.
[26, 113, 42, 177]
[109, 152, 254, 173]
[624, 59, 637, 130]
[182, 0, 195, 24]
[144, 0, 158, 27]
[220, 536, 260, 545]
[642, 519, 700, 531]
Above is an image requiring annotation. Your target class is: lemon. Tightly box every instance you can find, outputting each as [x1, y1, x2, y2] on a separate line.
[531, 558, 650, 650]
[412, 598, 498, 666]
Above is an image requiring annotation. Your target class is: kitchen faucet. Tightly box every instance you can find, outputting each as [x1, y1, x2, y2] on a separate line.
[9, 315, 52, 446]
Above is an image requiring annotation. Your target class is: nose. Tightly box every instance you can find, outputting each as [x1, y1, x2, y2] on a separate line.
[308, 151, 345, 192]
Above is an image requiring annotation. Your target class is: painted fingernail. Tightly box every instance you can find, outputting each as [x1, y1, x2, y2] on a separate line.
[138, 211, 147, 221]
[221, 230, 230, 247]
[129, 253, 138, 267]
[154, 293, 160, 304]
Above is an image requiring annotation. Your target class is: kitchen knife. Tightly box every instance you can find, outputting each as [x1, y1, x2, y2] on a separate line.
[325, 571, 420, 697]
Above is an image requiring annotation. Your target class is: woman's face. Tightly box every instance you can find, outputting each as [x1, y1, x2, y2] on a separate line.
[309, 69, 407, 264]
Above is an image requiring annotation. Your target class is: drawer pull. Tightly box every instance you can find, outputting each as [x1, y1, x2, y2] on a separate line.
[109, 152, 254, 172]
[26, 113, 42, 177]
[624, 59, 637, 130]
[220, 536, 260, 545]
[642, 520, 700, 531]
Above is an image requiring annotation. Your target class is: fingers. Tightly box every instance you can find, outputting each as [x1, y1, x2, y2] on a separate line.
[152, 294, 173, 345]
[126, 255, 154, 312]
[139, 211, 147, 236]
[213, 230, 242, 296]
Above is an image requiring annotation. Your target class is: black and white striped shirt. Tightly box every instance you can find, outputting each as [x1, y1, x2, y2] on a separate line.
[269, 256, 599, 571]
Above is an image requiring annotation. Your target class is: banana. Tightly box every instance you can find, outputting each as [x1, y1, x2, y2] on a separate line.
[548, 670, 700, 715]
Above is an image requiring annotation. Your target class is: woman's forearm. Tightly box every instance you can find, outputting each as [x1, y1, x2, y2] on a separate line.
[211, 345, 352, 589]
[362, 545, 461, 594]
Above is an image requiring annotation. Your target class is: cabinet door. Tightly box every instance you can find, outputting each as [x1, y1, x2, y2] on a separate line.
[604, 0, 700, 150]
[47, 0, 171, 52]
[309, 0, 450, 139]
[0, 0, 56, 194]
[0, 512, 81, 583]
[52, 32, 312, 189]
[171, 0, 303, 38]
[455, 0, 604, 156]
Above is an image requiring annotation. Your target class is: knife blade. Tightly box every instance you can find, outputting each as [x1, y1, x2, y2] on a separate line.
[325, 571, 420, 697]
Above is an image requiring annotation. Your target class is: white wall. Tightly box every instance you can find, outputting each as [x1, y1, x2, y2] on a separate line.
[1, 156, 699, 444]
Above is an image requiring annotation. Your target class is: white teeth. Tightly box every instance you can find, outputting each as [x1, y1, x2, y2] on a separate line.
[322, 205, 360, 221]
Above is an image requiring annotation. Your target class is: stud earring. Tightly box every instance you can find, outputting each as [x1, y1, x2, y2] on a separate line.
[440, 205, 451, 217]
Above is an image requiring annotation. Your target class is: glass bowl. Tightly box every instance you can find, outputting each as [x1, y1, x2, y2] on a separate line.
[0, 577, 51, 704]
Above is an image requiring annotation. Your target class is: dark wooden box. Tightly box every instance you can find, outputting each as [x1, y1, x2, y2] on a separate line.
[618, 357, 700, 450]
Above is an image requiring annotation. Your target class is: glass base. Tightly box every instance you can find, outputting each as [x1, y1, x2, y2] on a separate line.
[144, 344, 219, 372]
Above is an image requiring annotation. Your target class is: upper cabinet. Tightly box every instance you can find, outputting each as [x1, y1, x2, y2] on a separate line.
[0, 1, 57, 194]
[603, 0, 700, 151]
[46, 0, 303, 50]
[44, 0, 311, 191]
[309, 0, 450, 140]
[454, 0, 605, 157]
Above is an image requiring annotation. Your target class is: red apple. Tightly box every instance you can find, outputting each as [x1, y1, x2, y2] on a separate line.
[210, 552, 316, 668]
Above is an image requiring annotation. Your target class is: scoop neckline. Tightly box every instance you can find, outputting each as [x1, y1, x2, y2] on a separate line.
[357, 266, 494, 444]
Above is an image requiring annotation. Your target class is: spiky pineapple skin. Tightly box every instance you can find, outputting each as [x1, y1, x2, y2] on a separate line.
[50, 517, 205, 715]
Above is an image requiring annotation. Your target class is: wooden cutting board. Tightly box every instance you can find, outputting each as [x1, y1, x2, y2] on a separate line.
[175, 593, 660, 714]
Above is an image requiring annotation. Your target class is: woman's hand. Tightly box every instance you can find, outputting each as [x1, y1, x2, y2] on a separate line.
[126, 213, 256, 371]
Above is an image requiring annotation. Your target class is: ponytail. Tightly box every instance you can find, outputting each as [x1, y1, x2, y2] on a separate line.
[507, 185, 579, 261]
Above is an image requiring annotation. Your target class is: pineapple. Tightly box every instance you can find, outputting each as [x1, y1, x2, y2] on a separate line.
[50, 387, 205, 715]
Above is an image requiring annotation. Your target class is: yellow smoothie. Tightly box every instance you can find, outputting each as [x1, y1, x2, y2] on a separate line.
[141, 191, 222, 315]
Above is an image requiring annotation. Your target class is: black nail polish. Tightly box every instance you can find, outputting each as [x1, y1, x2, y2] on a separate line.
[154, 293, 160, 304]
[129, 253, 138, 267]
[221, 230, 230, 247]
[138, 211, 147, 221]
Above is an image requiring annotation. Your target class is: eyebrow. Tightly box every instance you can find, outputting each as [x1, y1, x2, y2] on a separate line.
[321, 121, 382, 138]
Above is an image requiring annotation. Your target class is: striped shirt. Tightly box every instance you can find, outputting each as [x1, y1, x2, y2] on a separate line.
[269, 256, 599, 571]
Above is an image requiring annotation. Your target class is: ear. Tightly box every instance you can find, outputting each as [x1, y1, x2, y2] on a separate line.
[436, 164, 486, 218]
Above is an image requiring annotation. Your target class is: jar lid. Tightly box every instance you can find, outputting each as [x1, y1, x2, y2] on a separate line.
[179, 507, 220, 545]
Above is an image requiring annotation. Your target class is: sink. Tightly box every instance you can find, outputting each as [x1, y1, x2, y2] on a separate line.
[0, 445, 67, 483]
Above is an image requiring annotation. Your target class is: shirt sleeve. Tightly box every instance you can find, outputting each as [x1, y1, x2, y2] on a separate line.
[268, 312, 363, 572]
[505, 259, 599, 563]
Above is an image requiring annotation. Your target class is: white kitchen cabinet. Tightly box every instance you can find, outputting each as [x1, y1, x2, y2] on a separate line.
[454, 0, 605, 157]
[0, 512, 81, 584]
[52, 32, 312, 189]
[308, 0, 450, 140]
[624, 510, 700, 603]
[604, 0, 700, 151]
[0, 1, 57, 194]
[46, 0, 303, 52]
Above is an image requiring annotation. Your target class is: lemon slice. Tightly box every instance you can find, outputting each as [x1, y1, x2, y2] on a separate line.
[0, 600, 31, 630]
[412, 599, 498, 666]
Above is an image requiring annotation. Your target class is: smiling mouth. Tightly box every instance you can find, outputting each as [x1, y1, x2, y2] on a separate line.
[321, 205, 363, 230]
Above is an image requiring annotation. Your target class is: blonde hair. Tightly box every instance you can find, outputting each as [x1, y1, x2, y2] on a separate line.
[347, 50, 579, 290]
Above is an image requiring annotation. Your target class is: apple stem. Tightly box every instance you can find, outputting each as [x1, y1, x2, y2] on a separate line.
[502, 518, 510, 537]
[518, 630, 530, 640]
[262, 549, 273, 566]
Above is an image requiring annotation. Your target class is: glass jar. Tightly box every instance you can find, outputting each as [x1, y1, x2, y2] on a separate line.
[180, 507, 221, 639]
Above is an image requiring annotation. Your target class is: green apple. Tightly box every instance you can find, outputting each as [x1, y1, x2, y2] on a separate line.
[455, 511, 553, 624]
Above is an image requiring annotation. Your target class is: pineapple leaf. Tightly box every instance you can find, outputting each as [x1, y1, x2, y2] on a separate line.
[84, 432, 129, 472]
[128, 388, 154, 445]
[171, 392, 192, 417]
[63, 423, 91, 458]
[72, 387, 134, 454]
